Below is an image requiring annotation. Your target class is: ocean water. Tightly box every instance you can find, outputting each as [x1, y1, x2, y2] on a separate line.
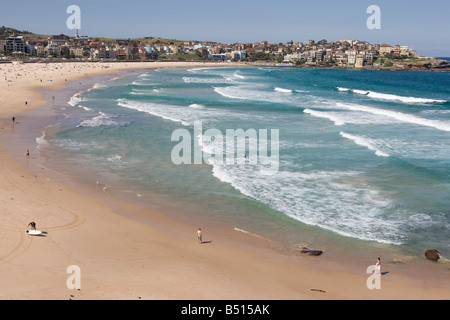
[39, 66, 450, 264]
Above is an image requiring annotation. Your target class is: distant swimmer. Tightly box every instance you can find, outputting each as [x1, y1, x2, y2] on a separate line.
[12, 116, 15, 123]
[26, 149, 30, 157]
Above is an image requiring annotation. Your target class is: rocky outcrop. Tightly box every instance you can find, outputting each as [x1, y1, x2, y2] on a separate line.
[424, 249, 440, 261]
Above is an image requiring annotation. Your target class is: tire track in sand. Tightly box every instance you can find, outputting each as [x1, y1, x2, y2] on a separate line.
[0, 166, 86, 264]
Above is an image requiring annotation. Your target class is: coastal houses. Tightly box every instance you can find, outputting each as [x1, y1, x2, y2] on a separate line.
[0, 27, 424, 69]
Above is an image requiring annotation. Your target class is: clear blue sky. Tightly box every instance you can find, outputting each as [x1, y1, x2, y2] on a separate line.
[1, 0, 449, 56]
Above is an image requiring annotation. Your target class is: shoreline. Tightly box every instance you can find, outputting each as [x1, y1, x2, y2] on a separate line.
[0, 61, 449, 300]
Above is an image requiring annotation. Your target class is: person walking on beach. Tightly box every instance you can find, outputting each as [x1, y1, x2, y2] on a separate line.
[197, 228, 203, 244]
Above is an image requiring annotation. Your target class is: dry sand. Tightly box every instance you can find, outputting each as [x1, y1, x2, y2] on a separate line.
[0, 61, 449, 300]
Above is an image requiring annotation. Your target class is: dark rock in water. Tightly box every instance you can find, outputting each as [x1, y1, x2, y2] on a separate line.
[306, 250, 323, 256]
[424, 250, 440, 261]
[294, 245, 323, 256]
[298, 248, 323, 256]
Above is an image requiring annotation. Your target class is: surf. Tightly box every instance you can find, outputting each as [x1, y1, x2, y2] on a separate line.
[337, 87, 447, 104]
[336, 102, 450, 132]
[340, 131, 390, 157]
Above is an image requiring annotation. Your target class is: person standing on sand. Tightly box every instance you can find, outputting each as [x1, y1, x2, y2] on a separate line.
[376, 257, 381, 274]
[197, 228, 203, 244]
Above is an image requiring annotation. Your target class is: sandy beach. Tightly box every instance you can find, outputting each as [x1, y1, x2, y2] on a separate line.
[0, 61, 449, 301]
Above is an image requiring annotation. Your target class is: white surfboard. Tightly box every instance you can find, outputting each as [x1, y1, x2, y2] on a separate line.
[26, 230, 42, 236]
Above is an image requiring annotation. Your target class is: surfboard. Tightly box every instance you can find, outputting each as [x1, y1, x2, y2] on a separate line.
[26, 230, 42, 236]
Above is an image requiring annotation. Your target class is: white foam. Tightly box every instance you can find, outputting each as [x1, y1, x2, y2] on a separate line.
[210, 163, 405, 244]
[338, 87, 447, 104]
[336, 103, 450, 132]
[130, 80, 150, 86]
[107, 154, 122, 163]
[68, 92, 84, 106]
[304, 108, 399, 126]
[214, 86, 297, 104]
[36, 131, 49, 149]
[274, 87, 292, 93]
[183, 77, 233, 84]
[303, 109, 345, 125]
[370, 137, 450, 160]
[92, 82, 108, 89]
[187, 67, 228, 73]
[421, 109, 450, 115]
[77, 105, 92, 111]
[117, 99, 190, 126]
[189, 104, 205, 109]
[78, 112, 117, 127]
[138, 73, 151, 79]
[340, 131, 390, 157]
[130, 88, 161, 95]
[233, 71, 246, 79]
[117, 98, 257, 128]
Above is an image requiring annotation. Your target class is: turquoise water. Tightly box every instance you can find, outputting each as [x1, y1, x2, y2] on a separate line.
[40, 67, 450, 262]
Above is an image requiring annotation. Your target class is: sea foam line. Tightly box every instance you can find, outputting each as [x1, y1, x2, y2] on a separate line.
[337, 87, 447, 104]
[274, 87, 292, 93]
[211, 163, 404, 245]
[68, 92, 84, 106]
[183, 76, 233, 84]
[78, 112, 117, 127]
[336, 103, 450, 132]
[340, 131, 390, 157]
[303, 109, 345, 125]
[117, 99, 190, 126]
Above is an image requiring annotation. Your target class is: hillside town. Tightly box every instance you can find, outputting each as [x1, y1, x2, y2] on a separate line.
[1, 28, 448, 70]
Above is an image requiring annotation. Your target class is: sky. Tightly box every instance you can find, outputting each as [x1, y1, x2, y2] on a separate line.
[1, 0, 449, 56]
